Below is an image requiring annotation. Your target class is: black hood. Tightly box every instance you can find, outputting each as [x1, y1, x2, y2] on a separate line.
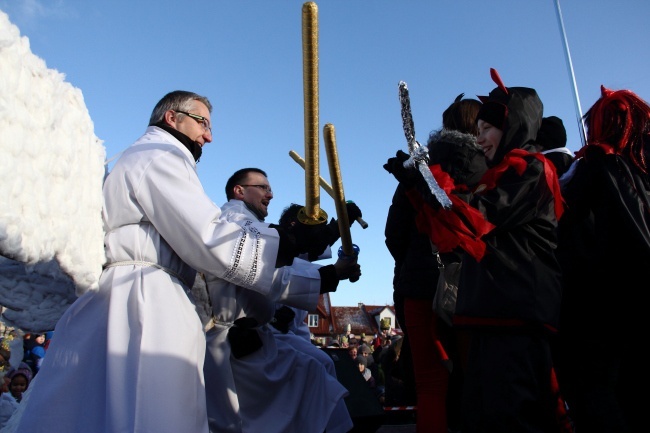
[484, 86, 543, 167]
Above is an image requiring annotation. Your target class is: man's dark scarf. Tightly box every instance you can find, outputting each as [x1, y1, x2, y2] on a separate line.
[154, 122, 203, 162]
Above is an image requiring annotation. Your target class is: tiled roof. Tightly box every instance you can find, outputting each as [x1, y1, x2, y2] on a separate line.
[330, 303, 400, 336]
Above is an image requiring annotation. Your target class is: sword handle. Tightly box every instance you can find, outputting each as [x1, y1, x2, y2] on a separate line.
[289, 150, 368, 229]
[338, 244, 360, 283]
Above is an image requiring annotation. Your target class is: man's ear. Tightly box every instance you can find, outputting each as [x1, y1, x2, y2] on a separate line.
[164, 110, 176, 127]
[233, 185, 245, 199]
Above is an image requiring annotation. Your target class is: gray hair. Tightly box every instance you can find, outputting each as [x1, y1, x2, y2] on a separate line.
[148, 90, 212, 126]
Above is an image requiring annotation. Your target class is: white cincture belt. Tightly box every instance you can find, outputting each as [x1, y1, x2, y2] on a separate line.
[103, 260, 189, 287]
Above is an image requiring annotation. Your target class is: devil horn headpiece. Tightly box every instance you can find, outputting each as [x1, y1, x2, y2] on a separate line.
[600, 84, 613, 98]
[490, 68, 508, 95]
[477, 68, 509, 102]
[454, 93, 464, 103]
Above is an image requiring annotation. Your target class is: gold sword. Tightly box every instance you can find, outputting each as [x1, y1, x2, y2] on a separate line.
[289, 150, 368, 229]
[299, 1, 327, 226]
[323, 124, 353, 255]
[323, 124, 359, 282]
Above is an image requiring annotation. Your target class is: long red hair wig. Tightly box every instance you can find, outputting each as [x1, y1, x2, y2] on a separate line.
[583, 85, 650, 174]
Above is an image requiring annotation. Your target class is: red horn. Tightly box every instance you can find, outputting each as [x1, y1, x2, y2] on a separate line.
[600, 85, 613, 97]
[490, 68, 508, 95]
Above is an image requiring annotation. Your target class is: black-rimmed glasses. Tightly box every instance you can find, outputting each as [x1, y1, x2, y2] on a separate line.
[240, 184, 273, 194]
[176, 110, 212, 133]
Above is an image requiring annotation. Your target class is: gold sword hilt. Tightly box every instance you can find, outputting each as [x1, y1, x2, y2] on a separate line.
[289, 150, 368, 229]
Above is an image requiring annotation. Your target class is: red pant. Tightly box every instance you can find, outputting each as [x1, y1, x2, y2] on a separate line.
[404, 298, 450, 433]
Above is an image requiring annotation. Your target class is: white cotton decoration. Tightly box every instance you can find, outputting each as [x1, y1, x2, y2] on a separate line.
[0, 10, 107, 332]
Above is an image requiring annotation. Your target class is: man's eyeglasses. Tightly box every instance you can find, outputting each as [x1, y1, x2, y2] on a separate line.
[240, 184, 273, 194]
[176, 110, 212, 133]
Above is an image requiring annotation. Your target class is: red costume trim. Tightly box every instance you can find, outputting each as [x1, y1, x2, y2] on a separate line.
[405, 165, 495, 261]
[406, 150, 564, 262]
[478, 149, 565, 221]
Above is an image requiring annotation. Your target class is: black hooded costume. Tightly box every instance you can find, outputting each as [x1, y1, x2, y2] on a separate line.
[552, 86, 650, 433]
[392, 69, 566, 432]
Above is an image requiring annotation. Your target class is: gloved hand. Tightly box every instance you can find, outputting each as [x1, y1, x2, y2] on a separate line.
[383, 150, 418, 185]
[333, 255, 361, 282]
[345, 202, 362, 227]
[227, 317, 263, 359]
[275, 217, 336, 262]
[318, 254, 361, 293]
[302, 219, 339, 261]
[312, 203, 362, 257]
[270, 306, 296, 334]
[304, 220, 339, 261]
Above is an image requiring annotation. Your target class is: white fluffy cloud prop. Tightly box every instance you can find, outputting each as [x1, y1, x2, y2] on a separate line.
[0, 10, 106, 332]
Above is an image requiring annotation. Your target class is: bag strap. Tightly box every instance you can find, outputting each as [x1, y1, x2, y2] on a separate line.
[429, 240, 444, 270]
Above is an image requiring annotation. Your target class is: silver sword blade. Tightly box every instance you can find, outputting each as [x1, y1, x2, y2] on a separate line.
[398, 81, 452, 209]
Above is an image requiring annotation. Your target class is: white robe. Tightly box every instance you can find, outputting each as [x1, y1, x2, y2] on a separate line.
[204, 200, 349, 433]
[11, 127, 280, 433]
[270, 248, 353, 433]
[271, 311, 354, 433]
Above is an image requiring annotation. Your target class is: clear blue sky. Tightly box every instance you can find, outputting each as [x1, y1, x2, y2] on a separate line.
[2, 0, 648, 307]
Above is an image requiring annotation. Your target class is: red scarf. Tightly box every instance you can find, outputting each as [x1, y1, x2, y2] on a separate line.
[406, 149, 564, 261]
[477, 149, 565, 221]
[406, 165, 495, 261]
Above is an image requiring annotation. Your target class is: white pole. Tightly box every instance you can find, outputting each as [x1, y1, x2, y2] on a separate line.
[553, 0, 587, 148]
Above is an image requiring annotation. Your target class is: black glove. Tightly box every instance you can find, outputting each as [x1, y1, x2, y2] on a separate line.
[345, 202, 362, 227]
[273, 219, 335, 262]
[270, 306, 296, 334]
[383, 150, 418, 186]
[302, 219, 339, 261]
[269, 224, 301, 267]
[227, 317, 263, 359]
[296, 220, 338, 261]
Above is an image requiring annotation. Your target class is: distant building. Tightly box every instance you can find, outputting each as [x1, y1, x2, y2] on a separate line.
[307, 294, 402, 346]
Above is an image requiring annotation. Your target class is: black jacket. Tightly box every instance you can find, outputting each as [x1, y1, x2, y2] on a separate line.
[385, 129, 486, 300]
[559, 144, 650, 333]
[453, 86, 563, 331]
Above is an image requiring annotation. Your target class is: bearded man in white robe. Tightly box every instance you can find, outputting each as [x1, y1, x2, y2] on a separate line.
[203, 167, 360, 433]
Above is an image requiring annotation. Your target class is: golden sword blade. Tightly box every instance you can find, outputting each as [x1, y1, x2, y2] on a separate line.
[323, 123, 354, 256]
[299, 1, 327, 225]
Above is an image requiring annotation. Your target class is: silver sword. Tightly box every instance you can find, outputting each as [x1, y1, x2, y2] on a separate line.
[398, 81, 452, 209]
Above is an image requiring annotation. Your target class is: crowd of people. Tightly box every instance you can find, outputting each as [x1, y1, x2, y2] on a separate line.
[0, 331, 53, 429]
[0, 72, 646, 432]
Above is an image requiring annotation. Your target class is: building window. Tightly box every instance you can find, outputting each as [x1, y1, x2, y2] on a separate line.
[308, 314, 319, 328]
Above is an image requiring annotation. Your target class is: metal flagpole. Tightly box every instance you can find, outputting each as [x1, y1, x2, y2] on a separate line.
[553, 0, 587, 148]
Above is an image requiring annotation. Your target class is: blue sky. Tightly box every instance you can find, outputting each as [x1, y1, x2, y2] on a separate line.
[2, 0, 649, 307]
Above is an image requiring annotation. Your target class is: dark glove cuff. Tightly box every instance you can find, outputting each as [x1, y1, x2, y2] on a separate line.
[227, 317, 263, 359]
[318, 265, 339, 294]
[270, 306, 296, 334]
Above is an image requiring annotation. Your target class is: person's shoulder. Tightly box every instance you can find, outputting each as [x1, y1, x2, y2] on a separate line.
[130, 127, 192, 161]
[220, 200, 263, 223]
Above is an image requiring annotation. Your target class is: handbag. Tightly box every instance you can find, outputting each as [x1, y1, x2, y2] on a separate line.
[431, 242, 460, 326]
